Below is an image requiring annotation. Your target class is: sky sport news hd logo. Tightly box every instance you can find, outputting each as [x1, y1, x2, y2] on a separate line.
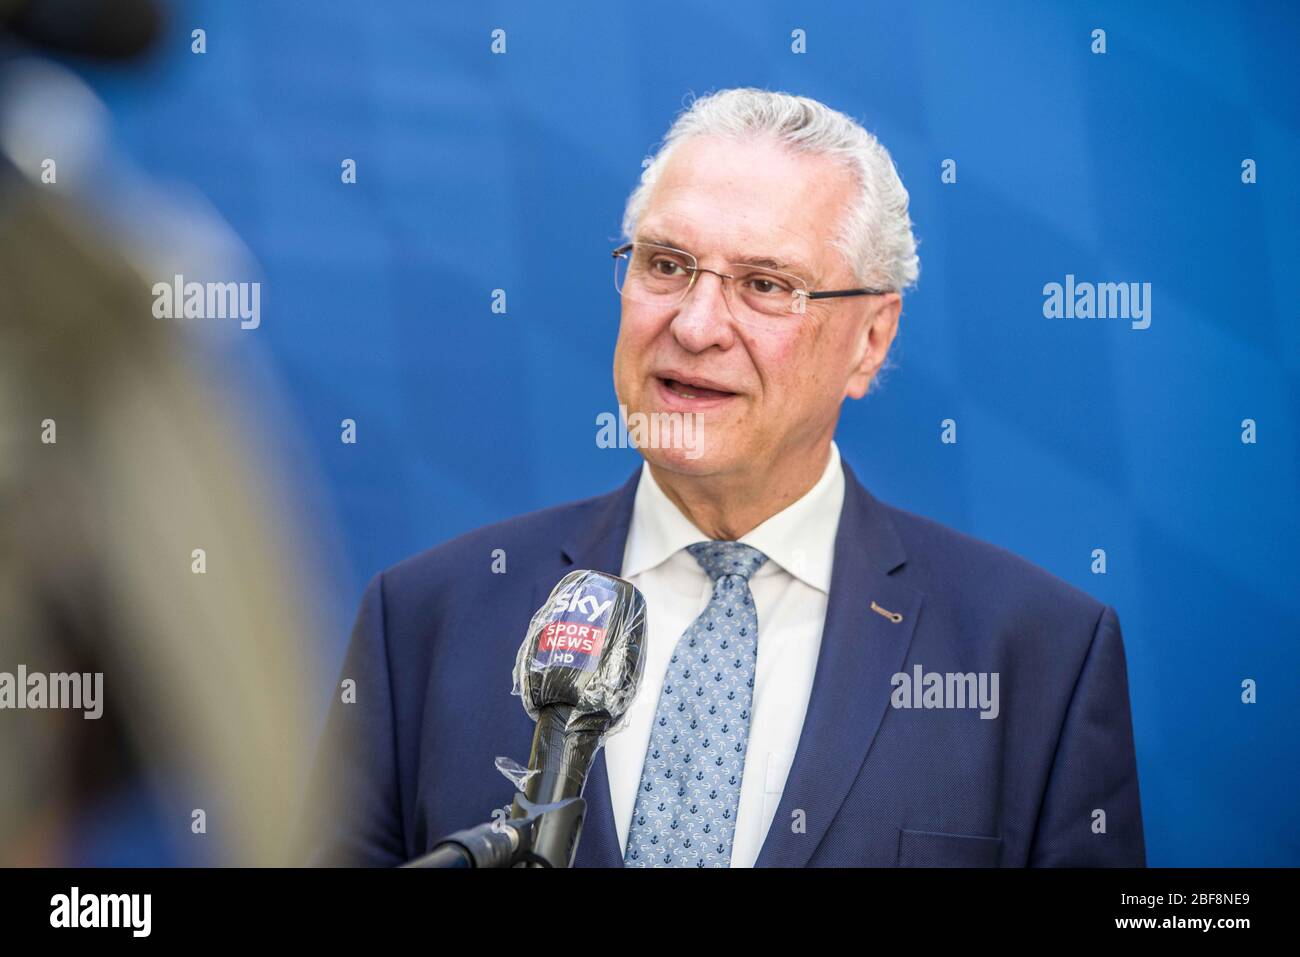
[534, 581, 616, 673]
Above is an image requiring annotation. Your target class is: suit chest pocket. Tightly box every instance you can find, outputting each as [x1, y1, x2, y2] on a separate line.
[896, 828, 1002, 867]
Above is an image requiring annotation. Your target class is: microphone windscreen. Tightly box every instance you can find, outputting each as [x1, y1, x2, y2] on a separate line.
[512, 570, 646, 735]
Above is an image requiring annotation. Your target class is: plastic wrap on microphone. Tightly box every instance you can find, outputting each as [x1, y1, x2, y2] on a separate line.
[512, 570, 646, 737]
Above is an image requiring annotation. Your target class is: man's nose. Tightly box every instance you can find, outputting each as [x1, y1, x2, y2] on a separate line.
[669, 270, 737, 352]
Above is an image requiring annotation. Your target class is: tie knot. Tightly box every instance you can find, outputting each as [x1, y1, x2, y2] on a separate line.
[686, 541, 769, 582]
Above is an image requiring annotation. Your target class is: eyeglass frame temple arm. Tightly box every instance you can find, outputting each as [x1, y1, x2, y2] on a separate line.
[804, 287, 893, 300]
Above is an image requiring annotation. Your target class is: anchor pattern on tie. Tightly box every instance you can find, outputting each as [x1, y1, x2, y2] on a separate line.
[624, 541, 768, 867]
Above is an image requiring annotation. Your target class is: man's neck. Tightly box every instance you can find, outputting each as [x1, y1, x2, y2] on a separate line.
[647, 441, 834, 541]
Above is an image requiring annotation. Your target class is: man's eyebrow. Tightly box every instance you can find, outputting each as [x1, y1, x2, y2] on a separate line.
[635, 233, 815, 279]
[735, 253, 815, 278]
[636, 233, 692, 253]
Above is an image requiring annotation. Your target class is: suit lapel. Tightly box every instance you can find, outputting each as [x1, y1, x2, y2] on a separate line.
[754, 461, 924, 867]
[541, 468, 640, 868]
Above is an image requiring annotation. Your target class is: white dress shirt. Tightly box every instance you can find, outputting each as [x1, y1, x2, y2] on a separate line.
[607, 442, 845, 867]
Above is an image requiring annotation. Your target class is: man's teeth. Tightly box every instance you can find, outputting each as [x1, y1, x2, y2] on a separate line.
[668, 379, 708, 398]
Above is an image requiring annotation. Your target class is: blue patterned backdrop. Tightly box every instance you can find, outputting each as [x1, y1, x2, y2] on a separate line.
[71, 0, 1300, 866]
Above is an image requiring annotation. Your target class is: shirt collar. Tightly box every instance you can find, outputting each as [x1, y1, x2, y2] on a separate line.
[621, 441, 844, 593]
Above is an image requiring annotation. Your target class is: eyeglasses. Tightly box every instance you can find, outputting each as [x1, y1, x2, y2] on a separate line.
[612, 241, 892, 328]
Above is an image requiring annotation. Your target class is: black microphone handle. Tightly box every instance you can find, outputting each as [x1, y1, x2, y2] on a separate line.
[515, 704, 602, 866]
[522, 704, 602, 804]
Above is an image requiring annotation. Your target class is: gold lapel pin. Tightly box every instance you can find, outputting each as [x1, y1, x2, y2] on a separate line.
[870, 600, 904, 624]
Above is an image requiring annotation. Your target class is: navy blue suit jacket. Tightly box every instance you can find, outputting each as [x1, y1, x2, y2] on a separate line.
[302, 458, 1145, 867]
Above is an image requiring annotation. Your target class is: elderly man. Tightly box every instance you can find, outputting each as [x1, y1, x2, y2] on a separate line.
[304, 88, 1145, 868]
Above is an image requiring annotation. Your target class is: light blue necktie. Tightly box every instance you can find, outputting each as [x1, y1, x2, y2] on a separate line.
[624, 541, 769, 867]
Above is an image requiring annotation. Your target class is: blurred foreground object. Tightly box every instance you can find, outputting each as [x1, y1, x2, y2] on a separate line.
[1, 0, 162, 60]
[0, 54, 336, 865]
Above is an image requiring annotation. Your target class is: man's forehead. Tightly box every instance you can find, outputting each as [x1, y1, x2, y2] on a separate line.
[637, 208, 822, 277]
[639, 137, 853, 277]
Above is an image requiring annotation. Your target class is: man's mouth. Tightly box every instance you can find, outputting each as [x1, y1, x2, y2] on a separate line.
[658, 376, 736, 400]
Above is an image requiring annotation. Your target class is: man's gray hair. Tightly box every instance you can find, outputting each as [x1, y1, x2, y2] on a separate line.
[620, 87, 920, 294]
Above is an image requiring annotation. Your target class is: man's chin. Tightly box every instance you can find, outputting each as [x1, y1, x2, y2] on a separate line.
[639, 443, 724, 476]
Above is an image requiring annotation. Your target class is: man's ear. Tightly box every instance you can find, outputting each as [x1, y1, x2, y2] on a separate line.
[844, 293, 901, 400]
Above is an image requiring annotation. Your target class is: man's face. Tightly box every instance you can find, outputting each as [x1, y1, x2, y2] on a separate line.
[612, 133, 898, 480]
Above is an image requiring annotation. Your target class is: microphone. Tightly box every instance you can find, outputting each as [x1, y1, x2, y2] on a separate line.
[403, 570, 645, 868]
[510, 569, 646, 866]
